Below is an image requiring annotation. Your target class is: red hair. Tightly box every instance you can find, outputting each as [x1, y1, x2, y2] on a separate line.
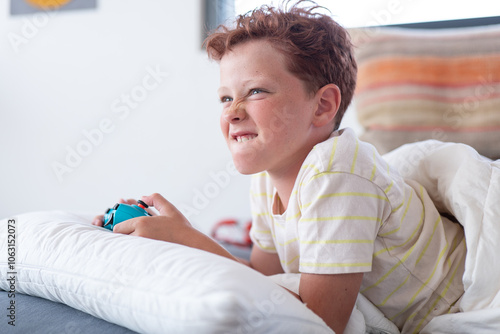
[204, 1, 357, 129]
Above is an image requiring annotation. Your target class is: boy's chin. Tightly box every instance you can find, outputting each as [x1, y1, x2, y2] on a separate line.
[235, 166, 262, 175]
[232, 160, 264, 175]
[229, 150, 264, 175]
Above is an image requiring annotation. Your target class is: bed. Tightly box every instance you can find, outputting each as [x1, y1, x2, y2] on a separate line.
[2, 17, 500, 334]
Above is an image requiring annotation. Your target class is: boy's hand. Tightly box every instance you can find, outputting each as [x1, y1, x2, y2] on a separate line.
[112, 193, 245, 262]
[91, 198, 156, 227]
[112, 193, 193, 244]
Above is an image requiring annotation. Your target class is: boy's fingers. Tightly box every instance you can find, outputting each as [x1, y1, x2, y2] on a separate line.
[92, 214, 104, 226]
[112, 218, 136, 234]
[119, 198, 137, 205]
[141, 193, 177, 216]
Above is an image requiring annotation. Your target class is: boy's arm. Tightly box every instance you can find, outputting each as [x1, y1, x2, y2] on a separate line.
[113, 193, 283, 275]
[112, 193, 242, 260]
[248, 249, 363, 334]
[300, 272, 363, 334]
[247, 246, 284, 275]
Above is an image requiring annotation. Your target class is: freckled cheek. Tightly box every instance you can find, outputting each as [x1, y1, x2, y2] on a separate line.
[259, 121, 292, 148]
[269, 112, 295, 138]
[253, 102, 283, 130]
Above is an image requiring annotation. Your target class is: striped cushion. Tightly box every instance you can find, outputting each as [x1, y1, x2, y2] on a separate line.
[350, 24, 500, 159]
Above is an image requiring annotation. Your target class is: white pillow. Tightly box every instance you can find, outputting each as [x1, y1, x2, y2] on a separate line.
[0, 211, 336, 333]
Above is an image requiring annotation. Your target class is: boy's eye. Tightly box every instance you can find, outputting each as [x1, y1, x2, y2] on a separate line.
[250, 88, 263, 95]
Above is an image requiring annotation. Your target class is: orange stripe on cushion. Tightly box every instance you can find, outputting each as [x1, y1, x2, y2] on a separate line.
[357, 55, 500, 92]
[357, 91, 500, 109]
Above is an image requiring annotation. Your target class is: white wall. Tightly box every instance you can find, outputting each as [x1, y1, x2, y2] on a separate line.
[0, 0, 252, 233]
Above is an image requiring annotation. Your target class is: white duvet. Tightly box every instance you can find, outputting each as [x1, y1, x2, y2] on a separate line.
[1, 140, 500, 333]
[384, 140, 500, 333]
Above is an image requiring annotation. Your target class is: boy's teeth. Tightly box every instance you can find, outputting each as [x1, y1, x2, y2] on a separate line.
[237, 135, 256, 142]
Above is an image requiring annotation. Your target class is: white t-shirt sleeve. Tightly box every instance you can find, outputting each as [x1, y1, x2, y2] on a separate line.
[298, 172, 391, 274]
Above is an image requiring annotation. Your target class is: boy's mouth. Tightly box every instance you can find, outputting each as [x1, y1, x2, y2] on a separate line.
[235, 134, 257, 143]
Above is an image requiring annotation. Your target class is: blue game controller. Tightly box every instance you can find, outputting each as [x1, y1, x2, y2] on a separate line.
[102, 200, 151, 230]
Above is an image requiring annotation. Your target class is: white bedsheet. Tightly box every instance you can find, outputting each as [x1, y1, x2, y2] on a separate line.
[384, 140, 500, 333]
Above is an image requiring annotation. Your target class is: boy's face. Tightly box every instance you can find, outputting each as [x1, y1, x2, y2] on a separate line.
[218, 39, 319, 176]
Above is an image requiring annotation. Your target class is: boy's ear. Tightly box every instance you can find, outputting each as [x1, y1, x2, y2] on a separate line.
[312, 84, 341, 128]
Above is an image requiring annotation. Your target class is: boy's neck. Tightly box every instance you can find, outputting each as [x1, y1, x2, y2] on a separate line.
[269, 170, 297, 213]
[268, 149, 310, 212]
[269, 131, 336, 212]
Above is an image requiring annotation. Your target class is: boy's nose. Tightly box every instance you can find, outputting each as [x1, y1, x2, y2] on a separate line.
[223, 102, 246, 123]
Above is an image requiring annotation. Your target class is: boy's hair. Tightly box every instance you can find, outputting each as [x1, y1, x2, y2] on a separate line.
[204, 0, 357, 130]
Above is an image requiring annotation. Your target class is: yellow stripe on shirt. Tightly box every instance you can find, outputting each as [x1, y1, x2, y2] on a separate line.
[278, 237, 298, 247]
[390, 241, 449, 322]
[414, 216, 442, 267]
[254, 240, 276, 251]
[370, 149, 377, 181]
[251, 172, 268, 179]
[374, 205, 424, 257]
[391, 200, 404, 213]
[377, 274, 411, 307]
[300, 216, 382, 223]
[350, 138, 360, 173]
[300, 262, 371, 268]
[384, 180, 394, 194]
[318, 192, 389, 201]
[251, 211, 273, 218]
[362, 241, 419, 294]
[306, 171, 344, 183]
[301, 164, 321, 175]
[301, 192, 389, 210]
[301, 239, 373, 245]
[379, 190, 414, 237]
[250, 191, 273, 198]
[327, 136, 339, 170]
[281, 254, 300, 266]
[252, 229, 272, 234]
[411, 245, 465, 333]
[286, 211, 302, 221]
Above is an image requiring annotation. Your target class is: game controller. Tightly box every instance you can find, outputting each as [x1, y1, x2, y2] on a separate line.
[102, 200, 151, 230]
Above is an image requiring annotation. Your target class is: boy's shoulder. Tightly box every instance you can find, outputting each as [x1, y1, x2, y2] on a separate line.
[308, 127, 375, 174]
[302, 128, 404, 196]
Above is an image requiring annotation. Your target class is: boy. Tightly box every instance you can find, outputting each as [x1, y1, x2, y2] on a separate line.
[94, 2, 466, 333]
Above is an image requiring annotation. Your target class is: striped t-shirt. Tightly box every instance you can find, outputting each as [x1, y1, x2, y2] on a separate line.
[249, 128, 466, 333]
